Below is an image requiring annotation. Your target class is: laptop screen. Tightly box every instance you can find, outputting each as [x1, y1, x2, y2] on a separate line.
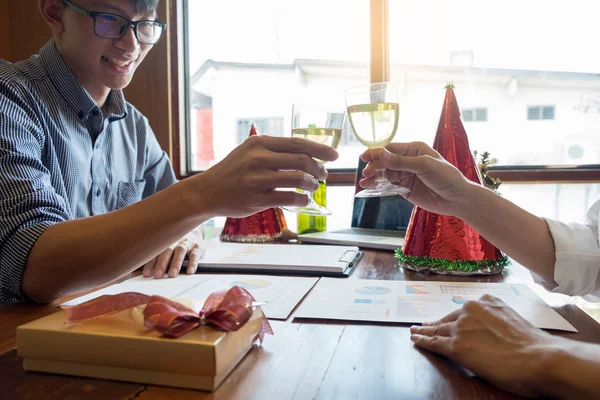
[351, 159, 414, 231]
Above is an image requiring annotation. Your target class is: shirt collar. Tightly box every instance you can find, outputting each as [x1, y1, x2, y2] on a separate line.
[104, 90, 127, 122]
[39, 40, 127, 123]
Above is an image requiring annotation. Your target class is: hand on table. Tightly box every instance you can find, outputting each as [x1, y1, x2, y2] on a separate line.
[142, 226, 205, 279]
[410, 294, 558, 397]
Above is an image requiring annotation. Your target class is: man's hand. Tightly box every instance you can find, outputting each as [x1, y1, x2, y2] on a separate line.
[410, 295, 558, 397]
[360, 142, 473, 217]
[142, 226, 205, 279]
[193, 136, 338, 218]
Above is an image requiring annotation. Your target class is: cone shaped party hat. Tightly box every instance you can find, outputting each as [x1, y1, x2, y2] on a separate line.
[397, 84, 508, 274]
[220, 124, 293, 243]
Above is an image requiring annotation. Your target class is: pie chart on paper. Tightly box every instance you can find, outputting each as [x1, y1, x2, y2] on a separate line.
[354, 286, 391, 296]
[406, 284, 429, 295]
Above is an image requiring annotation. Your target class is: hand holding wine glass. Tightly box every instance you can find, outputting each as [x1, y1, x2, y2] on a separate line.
[344, 82, 410, 197]
[284, 104, 345, 216]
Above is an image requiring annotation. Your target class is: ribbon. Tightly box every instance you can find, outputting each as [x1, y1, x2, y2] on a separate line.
[61, 286, 273, 343]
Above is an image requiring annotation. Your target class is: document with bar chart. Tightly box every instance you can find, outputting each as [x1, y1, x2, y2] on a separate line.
[294, 278, 576, 332]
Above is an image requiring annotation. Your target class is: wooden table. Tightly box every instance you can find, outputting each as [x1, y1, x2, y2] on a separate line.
[2, 250, 600, 400]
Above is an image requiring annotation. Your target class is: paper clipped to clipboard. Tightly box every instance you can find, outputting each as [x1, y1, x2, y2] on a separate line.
[193, 242, 363, 276]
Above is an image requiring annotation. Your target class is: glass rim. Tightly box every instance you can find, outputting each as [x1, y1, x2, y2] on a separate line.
[343, 81, 399, 95]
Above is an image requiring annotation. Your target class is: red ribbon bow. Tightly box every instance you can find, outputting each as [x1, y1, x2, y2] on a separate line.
[61, 286, 273, 343]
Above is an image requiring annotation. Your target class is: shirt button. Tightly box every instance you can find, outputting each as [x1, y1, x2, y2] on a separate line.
[96, 188, 102, 196]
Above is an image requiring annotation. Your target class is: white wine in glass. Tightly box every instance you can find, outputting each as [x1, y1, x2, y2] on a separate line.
[346, 103, 398, 148]
[284, 104, 345, 216]
[291, 127, 342, 163]
[344, 83, 410, 197]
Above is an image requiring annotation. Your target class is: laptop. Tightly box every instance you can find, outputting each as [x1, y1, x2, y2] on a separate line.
[297, 159, 414, 250]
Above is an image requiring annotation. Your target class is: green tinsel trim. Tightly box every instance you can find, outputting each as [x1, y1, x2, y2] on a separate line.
[395, 249, 510, 272]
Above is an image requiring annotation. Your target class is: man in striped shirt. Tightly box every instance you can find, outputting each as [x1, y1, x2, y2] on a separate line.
[0, 0, 336, 306]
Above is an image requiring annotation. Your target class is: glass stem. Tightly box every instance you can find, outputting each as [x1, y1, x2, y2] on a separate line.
[375, 168, 388, 186]
[299, 189, 315, 204]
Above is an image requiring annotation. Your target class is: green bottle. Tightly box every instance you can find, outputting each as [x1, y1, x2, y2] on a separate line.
[297, 180, 327, 234]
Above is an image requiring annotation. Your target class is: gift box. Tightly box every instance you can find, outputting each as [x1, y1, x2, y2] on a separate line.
[17, 304, 264, 391]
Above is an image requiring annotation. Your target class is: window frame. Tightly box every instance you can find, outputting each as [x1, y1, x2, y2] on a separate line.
[173, 0, 600, 185]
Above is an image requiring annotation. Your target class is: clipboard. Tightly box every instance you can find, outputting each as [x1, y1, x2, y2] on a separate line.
[185, 242, 363, 277]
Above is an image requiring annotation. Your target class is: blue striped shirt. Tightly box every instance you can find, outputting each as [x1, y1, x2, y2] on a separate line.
[0, 40, 177, 306]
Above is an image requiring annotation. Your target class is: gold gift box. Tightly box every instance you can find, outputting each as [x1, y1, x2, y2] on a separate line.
[17, 306, 263, 391]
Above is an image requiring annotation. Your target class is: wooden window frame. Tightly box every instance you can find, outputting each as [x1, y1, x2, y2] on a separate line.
[170, 0, 600, 185]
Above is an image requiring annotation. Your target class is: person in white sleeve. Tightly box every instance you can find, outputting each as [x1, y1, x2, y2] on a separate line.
[541, 200, 600, 301]
[361, 142, 600, 399]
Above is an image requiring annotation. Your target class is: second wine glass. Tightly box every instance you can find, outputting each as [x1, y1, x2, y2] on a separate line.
[284, 104, 345, 216]
[344, 82, 410, 198]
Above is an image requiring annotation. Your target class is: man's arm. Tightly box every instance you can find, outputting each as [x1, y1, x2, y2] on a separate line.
[544, 339, 600, 399]
[361, 143, 557, 283]
[21, 134, 336, 303]
[23, 178, 212, 303]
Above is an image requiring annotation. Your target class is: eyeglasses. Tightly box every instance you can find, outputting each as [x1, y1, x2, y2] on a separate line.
[62, 0, 167, 45]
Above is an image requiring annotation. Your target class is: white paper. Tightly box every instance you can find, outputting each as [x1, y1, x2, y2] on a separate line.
[63, 274, 318, 320]
[294, 279, 577, 332]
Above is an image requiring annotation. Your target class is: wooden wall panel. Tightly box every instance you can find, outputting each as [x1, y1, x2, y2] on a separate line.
[0, 1, 12, 61]
[0, 0, 174, 159]
[7, 1, 50, 61]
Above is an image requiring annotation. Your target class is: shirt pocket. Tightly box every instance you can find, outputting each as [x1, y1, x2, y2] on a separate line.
[116, 180, 147, 210]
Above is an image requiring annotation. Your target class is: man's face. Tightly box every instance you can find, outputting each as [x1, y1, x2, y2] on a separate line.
[57, 0, 156, 95]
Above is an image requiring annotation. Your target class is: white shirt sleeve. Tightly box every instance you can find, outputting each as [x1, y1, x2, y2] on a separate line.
[535, 200, 600, 302]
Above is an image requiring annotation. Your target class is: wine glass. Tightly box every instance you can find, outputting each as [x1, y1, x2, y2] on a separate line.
[284, 104, 345, 216]
[344, 82, 410, 197]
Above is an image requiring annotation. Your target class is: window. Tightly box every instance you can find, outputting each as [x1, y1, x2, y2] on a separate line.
[527, 107, 540, 120]
[388, 0, 600, 167]
[237, 118, 284, 145]
[475, 108, 487, 121]
[184, 0, 370, 172]
[501, 183, 599, 223]
[527, 106, 555, 121]
[462, 109, 473, 121]
[542, 106, 555, 120]
[181, 0, 600, 175]
[462, 108, 487, 122]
